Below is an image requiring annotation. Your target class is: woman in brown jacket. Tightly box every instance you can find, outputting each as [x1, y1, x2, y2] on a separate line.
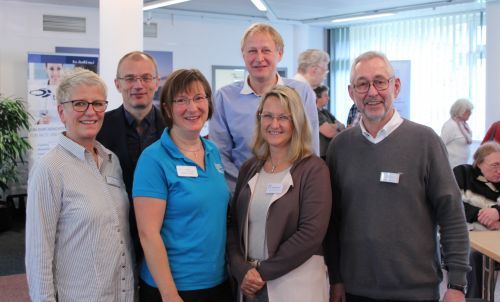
[227, 85, 332, 302]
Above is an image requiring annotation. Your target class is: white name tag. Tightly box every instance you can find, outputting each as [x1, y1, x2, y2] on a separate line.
[176, 165, 198, 177]
[380, 172, 400, 184]
[106, 176, 122, 187]
[266, 183, 283, 194]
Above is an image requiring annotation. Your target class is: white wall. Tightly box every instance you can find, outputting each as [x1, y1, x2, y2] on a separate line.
[486, 1, 500, 128]
[0, 0, 326, 102]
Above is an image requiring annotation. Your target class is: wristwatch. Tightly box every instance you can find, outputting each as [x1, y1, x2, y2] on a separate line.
[447, 283, 467, 294]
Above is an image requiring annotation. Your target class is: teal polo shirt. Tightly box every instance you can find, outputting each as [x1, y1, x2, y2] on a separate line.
[133, 129, 230, 290]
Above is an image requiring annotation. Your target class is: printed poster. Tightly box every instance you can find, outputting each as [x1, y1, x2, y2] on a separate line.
[27, 52, 99, 163]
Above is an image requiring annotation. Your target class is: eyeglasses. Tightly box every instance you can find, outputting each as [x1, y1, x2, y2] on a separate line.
[172, 95, 208, 106]
[483, 161, 500, 171]
[61, 100, 108, 112]
[259, 113, 292, 124]
[117, 74, 157, 84]
[352, 77, 394, 93]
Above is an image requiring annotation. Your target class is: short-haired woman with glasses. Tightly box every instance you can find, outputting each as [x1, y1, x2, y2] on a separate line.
[132, 69, 233, 302]
[26, 68, 135, 301]
[227, 85, 331, 301]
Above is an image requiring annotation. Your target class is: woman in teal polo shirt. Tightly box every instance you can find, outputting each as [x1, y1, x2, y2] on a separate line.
[132, 69, 232, 302]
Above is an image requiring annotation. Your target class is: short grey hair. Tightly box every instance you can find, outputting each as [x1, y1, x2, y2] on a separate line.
[56, 68, 107, 104]
[297, 49, 330, 73]
[350, 51, 394, 83]
[449, 98, 473, 118]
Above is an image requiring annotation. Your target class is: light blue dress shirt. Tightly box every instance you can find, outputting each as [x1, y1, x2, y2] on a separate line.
[209, 74, 319, 190]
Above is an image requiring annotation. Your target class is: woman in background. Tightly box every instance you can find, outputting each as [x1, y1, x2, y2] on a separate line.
[26, 68, 134, 301]
[441, 98, 474, 168]
[453, 141, 500, 297]
[482, 121, 500, 144]
[228, 85, 331, 301]
[133, 69, 232, 302]
[314, 85, 345, 159]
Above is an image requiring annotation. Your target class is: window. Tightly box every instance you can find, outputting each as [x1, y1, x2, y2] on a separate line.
[329, 11, 486, 139]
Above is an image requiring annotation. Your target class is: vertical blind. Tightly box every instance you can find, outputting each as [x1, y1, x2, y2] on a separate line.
[329, 11, 486, 139]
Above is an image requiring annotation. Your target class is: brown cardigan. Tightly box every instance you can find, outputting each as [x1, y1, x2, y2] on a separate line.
[227, 154, 332, 284]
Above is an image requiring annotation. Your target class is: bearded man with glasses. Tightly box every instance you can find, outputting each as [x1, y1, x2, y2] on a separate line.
[324, 51, 470, 302]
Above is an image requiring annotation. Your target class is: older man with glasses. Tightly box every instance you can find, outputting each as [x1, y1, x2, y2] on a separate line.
[324, 51, 470, 302]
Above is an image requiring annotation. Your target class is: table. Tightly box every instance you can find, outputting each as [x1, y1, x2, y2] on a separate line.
[469, 230, 500, 302]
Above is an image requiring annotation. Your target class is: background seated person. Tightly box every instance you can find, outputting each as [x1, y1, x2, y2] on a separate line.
[453, 141, 500, 297]
[314, 85, 344, 159]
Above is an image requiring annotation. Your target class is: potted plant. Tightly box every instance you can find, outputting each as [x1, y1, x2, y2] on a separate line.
[0, 95, 31, 231]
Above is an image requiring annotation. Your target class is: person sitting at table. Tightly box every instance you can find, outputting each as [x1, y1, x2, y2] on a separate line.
[453, 140, 500, 297]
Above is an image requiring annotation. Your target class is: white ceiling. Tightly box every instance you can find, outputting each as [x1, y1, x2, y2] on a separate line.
[7, 0, 492, 26]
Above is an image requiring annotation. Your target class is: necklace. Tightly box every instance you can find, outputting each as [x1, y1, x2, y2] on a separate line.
[177, 145, 203, 159]
[269, 157, 281, 173]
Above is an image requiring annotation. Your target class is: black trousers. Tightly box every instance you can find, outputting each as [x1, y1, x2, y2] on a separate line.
[139, 278, 234, 302]
[346, 293, 438, 302]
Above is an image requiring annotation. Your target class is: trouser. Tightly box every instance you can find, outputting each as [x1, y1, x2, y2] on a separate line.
[139, 278, 234, 302]
[346, 293, 438, 302]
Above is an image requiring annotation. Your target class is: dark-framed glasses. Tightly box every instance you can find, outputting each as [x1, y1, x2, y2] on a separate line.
[352, 77, 394, 93]
[172, 95, 208, 106]
[259, 113, 292, 124]
[117, 74, 157, 84]
[61, 100, 108, 112]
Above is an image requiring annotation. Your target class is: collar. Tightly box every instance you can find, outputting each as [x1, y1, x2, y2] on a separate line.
[123, 105, 156, 127]
[58, 132, 112, 162]
[475, 167, 500, 193]
[240, 73, 284, 96]
[293, 73, 308, 84]
[360, 109, 403, 144]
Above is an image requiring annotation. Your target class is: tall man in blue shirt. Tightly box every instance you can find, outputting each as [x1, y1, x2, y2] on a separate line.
[209, 23, 319, 190]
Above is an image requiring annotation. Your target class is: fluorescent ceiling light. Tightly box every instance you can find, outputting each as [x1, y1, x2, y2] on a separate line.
[143, 0, 191, 11]
[250, 0, 267, 11]
[332, 13, 395, 23]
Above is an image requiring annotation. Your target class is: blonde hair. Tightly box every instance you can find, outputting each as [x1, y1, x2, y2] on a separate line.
[252, 85, 312, 162]
[240, 23, 284, 53]
[56, 68, 107, 104]
[473, 141, 500, 167]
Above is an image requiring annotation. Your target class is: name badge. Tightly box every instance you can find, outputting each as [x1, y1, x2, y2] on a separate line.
[176, 165, 198, 177]
[266, 183, 283, 194]
[380, 172, 401, 184]
[106, 176, 122, 187]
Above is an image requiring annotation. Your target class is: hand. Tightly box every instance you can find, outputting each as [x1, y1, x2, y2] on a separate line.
[478, 208, 499, 226]
[486, 220, 500, 230]
[330, 283, 345, 302]
[240, 268, 265, 298]
[442, 288, 465, 302]
[162, 293, 183, 302]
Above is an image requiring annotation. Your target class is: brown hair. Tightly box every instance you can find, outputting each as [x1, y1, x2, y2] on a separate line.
[159, 69, 213, 128]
